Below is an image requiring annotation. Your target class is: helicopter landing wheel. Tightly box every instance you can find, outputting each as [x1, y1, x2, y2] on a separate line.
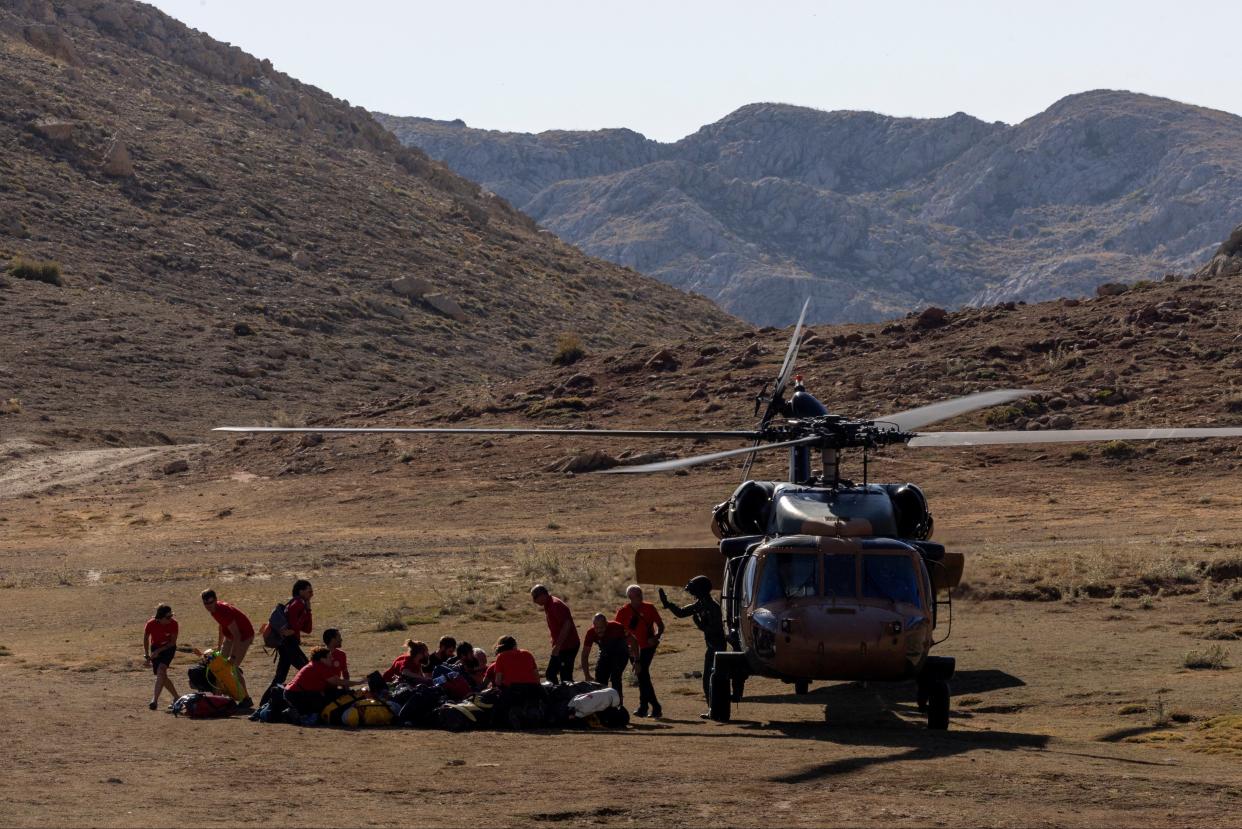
[794, 680, 810, 695]
[926, 679, 950, 730]
[709, 657, 733, 722]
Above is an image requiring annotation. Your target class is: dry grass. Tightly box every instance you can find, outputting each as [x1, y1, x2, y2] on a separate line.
[551, 333, 585, 366]
[1183, 643, 1230, 670]
[8, 256, 62, 286]
[374, 607, 408, 632]
[0, 398, 21, 415]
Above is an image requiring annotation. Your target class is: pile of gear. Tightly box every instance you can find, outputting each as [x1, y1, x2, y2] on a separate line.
[172, 650, 629, 732]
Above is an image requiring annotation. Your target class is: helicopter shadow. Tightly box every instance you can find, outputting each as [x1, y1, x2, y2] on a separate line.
[742, 668, 1026, 708]
[731, 674, 1043, 781]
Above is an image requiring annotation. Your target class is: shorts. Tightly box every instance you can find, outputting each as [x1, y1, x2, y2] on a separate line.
[150, 647, 175, 674]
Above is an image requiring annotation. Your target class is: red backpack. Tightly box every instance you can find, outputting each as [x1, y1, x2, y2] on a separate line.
[171, 693, 238, 719]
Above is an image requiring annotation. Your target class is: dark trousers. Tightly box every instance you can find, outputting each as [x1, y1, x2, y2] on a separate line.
[594, 641, 629, 703]
[702, 641, 741, 702]
[284, 689, 327, 717]
[636, 646, 659, 710]
[546, 645, 579, 683]
[270, 637, 307, 689]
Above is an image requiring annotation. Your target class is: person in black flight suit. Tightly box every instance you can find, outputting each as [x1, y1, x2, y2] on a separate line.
[659, 575, 741, 716]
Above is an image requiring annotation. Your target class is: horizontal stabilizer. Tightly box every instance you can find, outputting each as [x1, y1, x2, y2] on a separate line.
[635, 547, 725, 588]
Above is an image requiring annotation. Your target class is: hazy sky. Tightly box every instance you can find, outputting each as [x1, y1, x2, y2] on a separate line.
[148, 0, 1241, 142]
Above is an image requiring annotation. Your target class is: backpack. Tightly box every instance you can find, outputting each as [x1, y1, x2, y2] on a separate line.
[435, 672, 472, 701]
[341, 698, 396, 728]
[260, 602, 288, 650]
[187, 664, 215, 693]
[320, 692, 364, 726]
[396, 685, 445, 727]
[435, 695, 495, 732]
[569, 688, 621, 718]
[204, 650, 250, 704]
[171, 693, 238, 719]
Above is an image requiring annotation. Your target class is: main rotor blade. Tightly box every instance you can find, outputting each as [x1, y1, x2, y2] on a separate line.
[212, 426, 760, 439]
[604, 435, 821, 474]
[907, 427, 1242, 448]
[772, 297, 812, 402]
[877, 389, 1041, 432]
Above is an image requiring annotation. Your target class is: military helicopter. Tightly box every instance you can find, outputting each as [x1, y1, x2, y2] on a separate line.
[215, 300, 1242, 729]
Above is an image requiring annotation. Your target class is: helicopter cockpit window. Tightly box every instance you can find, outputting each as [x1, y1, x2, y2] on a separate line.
[757, 553, 819, 604]
[824, 553, 856, 599]
[740, 556, 758, 606]
[862, 553, 921, 607]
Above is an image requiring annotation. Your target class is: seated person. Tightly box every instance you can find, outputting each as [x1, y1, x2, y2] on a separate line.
[465, 647, 490, 688]
[491, 635, 540, 690]
[283, 646, 366, 717]
[323, 628, 349, 682]
[381, 639, 432, 684]
[427, 636, 457, 670]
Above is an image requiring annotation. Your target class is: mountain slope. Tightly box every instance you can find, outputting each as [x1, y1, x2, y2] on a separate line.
[376, 92, 1242, 326]
[0, 0, 738, 444]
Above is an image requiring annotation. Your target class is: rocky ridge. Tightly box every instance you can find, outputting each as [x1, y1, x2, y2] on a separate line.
[0, 0, 737, 444]
[376, 94, 1242, 326]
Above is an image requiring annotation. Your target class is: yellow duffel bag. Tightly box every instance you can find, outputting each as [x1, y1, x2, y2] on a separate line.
[341, 698, 395, 728]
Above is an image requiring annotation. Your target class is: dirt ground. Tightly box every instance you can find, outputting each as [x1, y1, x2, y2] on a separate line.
[1, 441, 1240, 828]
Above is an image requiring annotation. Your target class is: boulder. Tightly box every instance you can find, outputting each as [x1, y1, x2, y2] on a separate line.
[101, 136, 134, 177]
[29, 118, 74, 142]
[1195, 223, 1242, 279]
[162, 459, 189, 475]
[644, 349, 679, 372]
[914, 307, 948, 329]
[390, 274, 432, 299]
[562, 373, 595, 391]
[291, 250, 312, 269]
[1095, 282, 1129, 297]
[544, 450, 618, 473]
[423, 293, 467, 321]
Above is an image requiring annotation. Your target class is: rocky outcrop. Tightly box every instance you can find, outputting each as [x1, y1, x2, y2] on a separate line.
[1195, 223, 1242, 278]
[377, 92, 1242, 325]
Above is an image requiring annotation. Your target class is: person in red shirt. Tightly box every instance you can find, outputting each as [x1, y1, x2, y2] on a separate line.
[530, 584, 580, 683]
[143, 603, 180, 710]
[489, 635, 542, 727]
[268, 579, 313, 692]
[323, 628, 349, 682]
[615, 585, 665, 718]
[283, 646, 366, 717]
[580, 612, 638, 703]
[491, 636, 540, 688]
[380, 639, 432, 684]
[200, 589, 255, 667]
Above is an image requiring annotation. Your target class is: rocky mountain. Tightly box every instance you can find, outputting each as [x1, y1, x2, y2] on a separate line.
[0, 0, 738, 444]
[376, 93, 1242, 326]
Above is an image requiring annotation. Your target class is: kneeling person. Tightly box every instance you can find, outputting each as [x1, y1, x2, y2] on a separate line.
[580, 612, 636, 703]
[284, 646, 366, 718]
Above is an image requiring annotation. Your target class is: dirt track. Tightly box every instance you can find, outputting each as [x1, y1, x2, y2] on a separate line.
[0, 443, 1239, 827]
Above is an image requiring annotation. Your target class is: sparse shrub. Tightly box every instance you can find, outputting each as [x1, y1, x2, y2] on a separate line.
[1100, 440, 1135, 460]
[1183, 644, 1230, 670]
[269, 408, 305, 428]
[551, 333, 585, 366]
[8, 257, 62, 286]
[0, 398, 21, 415]
[374, 607, 408, 632]
[1045, 344, 1083, 372]
[1068, 449, 1089, 462]
[1137, 595, 1154, 610]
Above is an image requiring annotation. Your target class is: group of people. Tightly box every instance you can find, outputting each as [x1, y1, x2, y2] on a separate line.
[143, 574, 736, 720]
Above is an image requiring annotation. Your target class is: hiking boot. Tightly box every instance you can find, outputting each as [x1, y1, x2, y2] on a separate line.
[148, 701, 157, 711]
[651, 704, 663, 719]
[699, 712, 711, 720]
[633, 705, 649, 718]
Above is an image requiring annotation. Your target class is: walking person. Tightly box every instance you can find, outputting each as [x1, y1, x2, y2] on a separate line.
[579, 612, 637, 703]
[143, 603, 179, 710]
[268, 579, 313, 691]
[615, 585, 664, 718]
[530, 584, 580, 683]
[660, 575, 731, 716]
[200, 589, 254, 667]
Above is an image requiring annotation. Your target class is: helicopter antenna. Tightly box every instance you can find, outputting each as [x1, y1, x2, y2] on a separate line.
[741, 298, 811, 480]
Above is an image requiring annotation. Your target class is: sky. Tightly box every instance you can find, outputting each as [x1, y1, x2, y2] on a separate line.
[147, 0, 1242, 143]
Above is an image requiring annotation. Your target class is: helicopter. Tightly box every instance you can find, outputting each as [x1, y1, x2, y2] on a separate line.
[215, 299, 1242, 729]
